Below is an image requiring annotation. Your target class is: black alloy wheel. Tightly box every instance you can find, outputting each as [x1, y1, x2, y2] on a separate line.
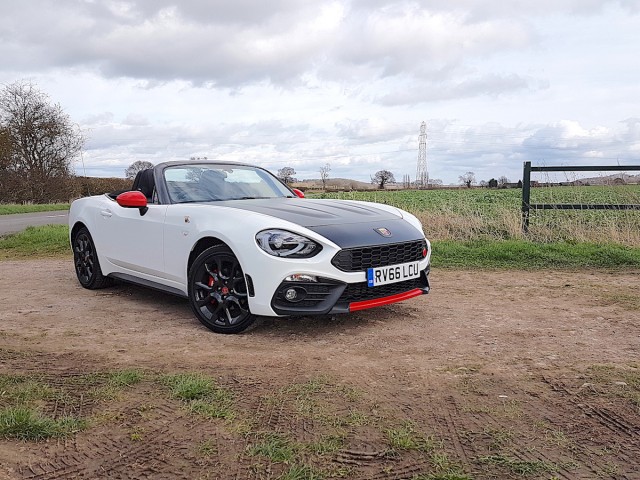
[72, 227, 112, 289]
[188, 245, 256, 334]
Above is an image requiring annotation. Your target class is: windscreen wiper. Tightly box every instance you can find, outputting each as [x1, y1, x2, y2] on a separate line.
[233, 196, 271, 200]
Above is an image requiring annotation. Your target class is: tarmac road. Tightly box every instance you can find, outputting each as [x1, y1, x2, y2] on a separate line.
[0, 211, 69, 236]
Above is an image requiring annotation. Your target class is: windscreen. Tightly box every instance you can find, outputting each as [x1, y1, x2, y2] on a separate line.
[163, 164, 292, 203]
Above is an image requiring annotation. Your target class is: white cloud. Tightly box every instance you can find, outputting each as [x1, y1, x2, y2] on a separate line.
[1, 0, 639, 184]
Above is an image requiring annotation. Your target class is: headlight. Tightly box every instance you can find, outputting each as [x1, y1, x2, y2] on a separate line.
[255, 229, 321, 258]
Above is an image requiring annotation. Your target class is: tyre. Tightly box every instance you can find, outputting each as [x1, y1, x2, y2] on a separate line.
[188, 245, 257, 334]
[72, 227, 113, 289]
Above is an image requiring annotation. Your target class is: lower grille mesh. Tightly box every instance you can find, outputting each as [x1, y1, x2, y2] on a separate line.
[340, 275, 427, 303]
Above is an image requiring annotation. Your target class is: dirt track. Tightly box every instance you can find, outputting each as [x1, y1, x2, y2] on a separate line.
[0, 259, 639, 479]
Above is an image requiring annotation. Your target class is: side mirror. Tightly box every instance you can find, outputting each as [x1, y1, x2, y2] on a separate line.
[116, 191, 148, 215]
[292, 188, 305, 198]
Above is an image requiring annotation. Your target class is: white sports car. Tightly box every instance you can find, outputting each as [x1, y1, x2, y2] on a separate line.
[70, 161, 431, 333]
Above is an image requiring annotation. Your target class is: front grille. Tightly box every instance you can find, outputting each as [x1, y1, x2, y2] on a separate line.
[340, 275, 427, 303]
[331, 240, 427, 272]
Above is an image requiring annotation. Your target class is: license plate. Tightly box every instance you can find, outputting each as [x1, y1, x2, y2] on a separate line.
[367, 261, 420, 287]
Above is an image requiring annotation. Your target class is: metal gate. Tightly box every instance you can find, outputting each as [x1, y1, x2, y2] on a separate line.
[521, 162, 640, 233]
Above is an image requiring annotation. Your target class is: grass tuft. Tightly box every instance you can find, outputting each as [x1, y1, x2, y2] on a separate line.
[413, 474, 472, 480]
[189, 394, 235, 420]
[0, 375, 54, 404]
[478, 454, 558, 475]
[385, 421, 440, 452]
[279, 464, 325, 480]
[0, 406, 86, 441]
[306, 435, 344, 455]
[196, 439, 218, 457]
[160, 373, 215, 400]
[247, 433, 298, 462]
[108, 369, 144, 388]
[160, 373, 236, 420]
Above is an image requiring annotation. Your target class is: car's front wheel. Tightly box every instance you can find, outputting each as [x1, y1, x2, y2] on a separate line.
[188, 245, 257, 334]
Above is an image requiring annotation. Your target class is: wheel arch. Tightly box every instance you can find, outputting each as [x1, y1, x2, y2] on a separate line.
[70, 221, 88, 242]
[188, 236, 231, 273]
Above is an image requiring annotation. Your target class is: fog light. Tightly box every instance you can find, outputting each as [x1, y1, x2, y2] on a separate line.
[285, 289, 298, 301]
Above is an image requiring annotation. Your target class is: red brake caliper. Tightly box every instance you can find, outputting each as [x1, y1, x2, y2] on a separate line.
[208, 275, 216, 304]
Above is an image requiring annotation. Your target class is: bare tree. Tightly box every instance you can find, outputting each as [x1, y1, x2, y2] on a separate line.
[277, 166, 297, 185]
[0, 126, 14, 200]
[319, 163, 331, 190]
[498, 175, 510, 186]
[0, 81, 83, 203]
[0, 127, 10, 167]
[458, 171, 476, 188]
[371, 170, 395, 189]
[125, 160, 154, 179]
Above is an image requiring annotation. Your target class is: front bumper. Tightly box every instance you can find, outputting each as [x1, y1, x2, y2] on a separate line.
[270, 265, 430, 315]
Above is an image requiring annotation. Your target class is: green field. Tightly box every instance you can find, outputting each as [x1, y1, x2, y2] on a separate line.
[1, 185, 639, 267]
[312, 185, 640, 210]
[311, 185, 640, 246]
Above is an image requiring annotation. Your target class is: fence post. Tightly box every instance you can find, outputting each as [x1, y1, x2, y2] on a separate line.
[521, 161, 531, 233]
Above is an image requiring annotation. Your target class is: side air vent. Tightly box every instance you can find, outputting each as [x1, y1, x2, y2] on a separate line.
[245, 274, 255, 297]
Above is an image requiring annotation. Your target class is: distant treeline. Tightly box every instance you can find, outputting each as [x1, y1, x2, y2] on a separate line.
[0, 175, 132, 204]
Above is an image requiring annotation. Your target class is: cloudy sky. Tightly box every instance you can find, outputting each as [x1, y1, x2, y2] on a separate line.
[2, 0, 639, 184]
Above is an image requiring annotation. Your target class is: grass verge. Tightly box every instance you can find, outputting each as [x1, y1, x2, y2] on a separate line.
[0, 204, 70, 215]
[432, 239, 640, 269]
[2, 225, 640, 270]
[0, 225, 70, 259]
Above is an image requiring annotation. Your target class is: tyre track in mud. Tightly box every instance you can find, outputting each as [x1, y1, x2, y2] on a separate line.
[2, 352, 639, 480]
[19, 398, 194, 480]
[1, 261, 640, 479]
[541, 377, 640, 479]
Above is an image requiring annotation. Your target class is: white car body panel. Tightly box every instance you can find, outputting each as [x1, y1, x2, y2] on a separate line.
[70, 161, 431, 323]
[71, 195, 431, 316]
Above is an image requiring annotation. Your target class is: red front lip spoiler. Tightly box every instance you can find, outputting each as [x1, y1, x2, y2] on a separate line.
[348, 288, 425, 312]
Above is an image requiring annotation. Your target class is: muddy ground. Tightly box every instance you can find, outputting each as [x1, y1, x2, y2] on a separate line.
[0, 259, 638, 479]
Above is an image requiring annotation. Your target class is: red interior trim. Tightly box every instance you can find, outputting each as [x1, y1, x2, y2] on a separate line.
[349, 288, 424, 312]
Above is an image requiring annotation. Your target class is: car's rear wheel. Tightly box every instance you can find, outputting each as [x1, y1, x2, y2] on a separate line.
[188, 245, 257, 334]
[72, 227, 112, 289]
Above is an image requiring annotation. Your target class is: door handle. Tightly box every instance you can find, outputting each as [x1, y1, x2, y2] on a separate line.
[100, 209, 112, 218]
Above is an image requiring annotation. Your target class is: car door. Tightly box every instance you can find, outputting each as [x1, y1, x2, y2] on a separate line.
[93, 199, 168, 279]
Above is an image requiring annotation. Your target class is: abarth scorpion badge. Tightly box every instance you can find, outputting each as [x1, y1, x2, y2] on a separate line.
[374, 227, 392, 237]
